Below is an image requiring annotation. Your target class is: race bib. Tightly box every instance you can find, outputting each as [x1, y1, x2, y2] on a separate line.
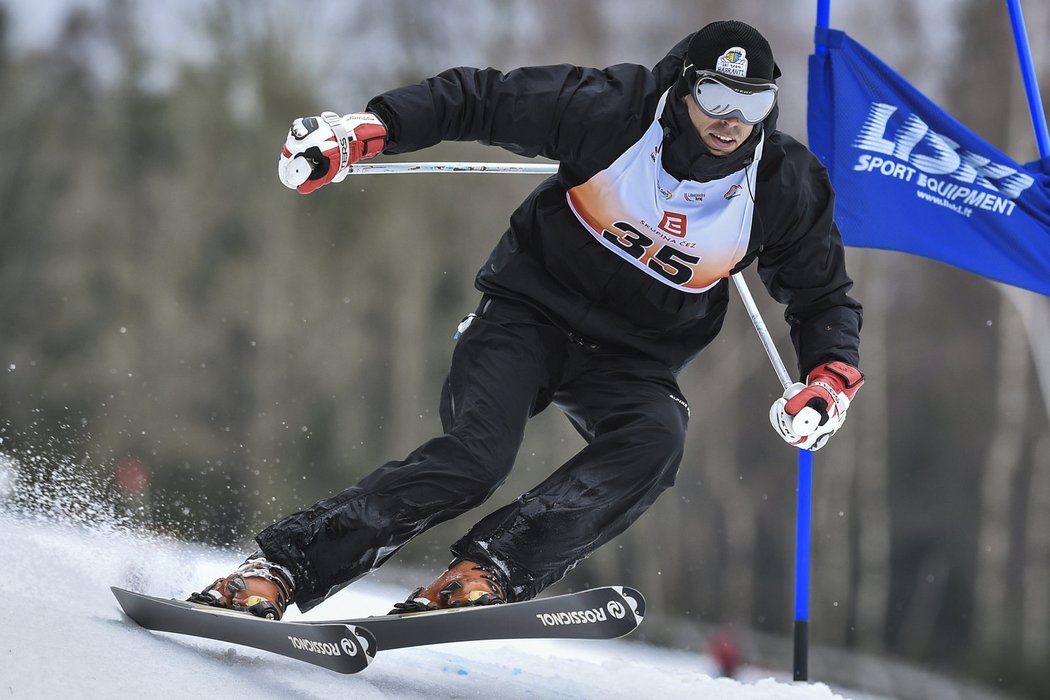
[566, 91, 761, 292]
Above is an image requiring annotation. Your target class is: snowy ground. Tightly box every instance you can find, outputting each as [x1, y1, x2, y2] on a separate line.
[0, 502, 881, 700]
[0, 450, 1017, 700]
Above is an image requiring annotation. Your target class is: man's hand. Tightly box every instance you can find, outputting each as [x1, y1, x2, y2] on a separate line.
[278, 112, 387, 194]
[769, 361, 864, 451]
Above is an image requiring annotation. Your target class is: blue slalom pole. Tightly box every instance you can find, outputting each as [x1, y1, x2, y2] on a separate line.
[1006, 0, 1050, 158]
[815, 0, 831, 50]
[793, 450, 813, 681]
[792, 0, 832, 683]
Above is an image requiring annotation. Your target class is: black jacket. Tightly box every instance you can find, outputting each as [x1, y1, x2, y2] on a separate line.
[367, 36, 861, 376]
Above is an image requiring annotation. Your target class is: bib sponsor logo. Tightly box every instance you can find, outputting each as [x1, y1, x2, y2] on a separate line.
[723, 184, 743, 200]
[658, 210, 687, 237]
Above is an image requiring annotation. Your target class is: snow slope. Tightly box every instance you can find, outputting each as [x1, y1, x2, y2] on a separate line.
[0, 513, 882, 699]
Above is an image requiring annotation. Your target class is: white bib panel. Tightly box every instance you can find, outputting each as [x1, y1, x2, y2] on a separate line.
[566, 91, 761, 293]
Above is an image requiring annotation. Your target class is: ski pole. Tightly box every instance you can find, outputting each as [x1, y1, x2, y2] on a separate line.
[282, 158, 556, 186]
[347, 162, 559, 175]
[730, 273, 792, 391]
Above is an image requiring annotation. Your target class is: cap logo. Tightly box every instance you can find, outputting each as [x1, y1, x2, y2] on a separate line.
[716, 47, 748, 77]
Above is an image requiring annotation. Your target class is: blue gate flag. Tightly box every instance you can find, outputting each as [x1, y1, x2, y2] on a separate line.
[808, 28, 1050, 296]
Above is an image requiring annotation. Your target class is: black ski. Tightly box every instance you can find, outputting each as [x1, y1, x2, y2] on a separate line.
[113, 585, 643, 673]
[311, 585, 645, 650]
[112, 587, 376, 674]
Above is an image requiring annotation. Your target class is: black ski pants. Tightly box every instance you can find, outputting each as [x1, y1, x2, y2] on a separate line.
[256, 296, 689, 611]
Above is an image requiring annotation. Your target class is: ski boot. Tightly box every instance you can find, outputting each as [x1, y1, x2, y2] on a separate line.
[391, 558, 508, 614]
[188, 554, 296, 620]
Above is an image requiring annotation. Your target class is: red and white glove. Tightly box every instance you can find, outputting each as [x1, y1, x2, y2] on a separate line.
[278, 112, 387, 194]
[769, 361, 864, 451]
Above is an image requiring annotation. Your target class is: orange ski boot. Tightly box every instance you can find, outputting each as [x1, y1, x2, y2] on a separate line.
[391, 558, 508, 614]
[188, 555, 295, 620]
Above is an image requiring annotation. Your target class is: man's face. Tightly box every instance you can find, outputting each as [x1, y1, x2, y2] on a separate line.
[683, 95, 755, 156]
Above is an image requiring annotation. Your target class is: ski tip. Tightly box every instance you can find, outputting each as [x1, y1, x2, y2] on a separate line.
[111, 586, 137, 607]
[110, 586, 125, 611]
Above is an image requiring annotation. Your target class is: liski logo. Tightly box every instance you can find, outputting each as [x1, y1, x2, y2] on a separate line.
[851, 102, 1034, 218]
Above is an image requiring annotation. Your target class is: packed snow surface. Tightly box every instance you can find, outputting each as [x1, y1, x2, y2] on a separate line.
[0, 512, 886, 699]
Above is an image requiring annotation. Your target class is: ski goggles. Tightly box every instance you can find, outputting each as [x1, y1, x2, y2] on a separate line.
[691, 70, 778, 125]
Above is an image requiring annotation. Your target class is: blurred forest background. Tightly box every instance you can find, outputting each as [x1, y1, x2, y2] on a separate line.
[1, 0, 1048, 697]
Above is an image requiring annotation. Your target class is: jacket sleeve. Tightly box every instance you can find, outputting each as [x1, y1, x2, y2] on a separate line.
[364, 64, 657, 164]
[755, 138, 863, 378]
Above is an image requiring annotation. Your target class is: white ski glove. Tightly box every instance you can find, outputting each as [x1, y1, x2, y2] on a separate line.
[769, 361, 864, 451]
[278, 112, 387, 194]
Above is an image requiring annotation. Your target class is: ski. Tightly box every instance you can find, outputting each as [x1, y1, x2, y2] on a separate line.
[111, 587, 376, 674]
[112, 585, 644, 673]
[312, 585, 646, 650]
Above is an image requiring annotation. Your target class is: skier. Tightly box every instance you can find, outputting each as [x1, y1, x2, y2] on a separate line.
[189, 20, 863, 620]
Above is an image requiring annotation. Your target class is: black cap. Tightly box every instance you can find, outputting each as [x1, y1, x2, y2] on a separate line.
[685, 20, 781, 83]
